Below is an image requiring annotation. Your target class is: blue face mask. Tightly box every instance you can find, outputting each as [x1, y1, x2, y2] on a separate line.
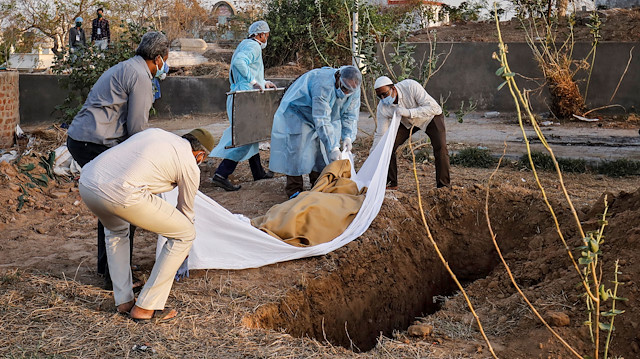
[155, 57, 167, 79]
[336, 87, 346, 99]
[380, 94, 395, 105]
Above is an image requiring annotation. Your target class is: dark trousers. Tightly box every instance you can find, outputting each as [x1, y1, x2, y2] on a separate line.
[388, 114, 450, 188]
[285, 171, 320, 198]
[66, 137, 136, 277]
[215, 153, 266, 180]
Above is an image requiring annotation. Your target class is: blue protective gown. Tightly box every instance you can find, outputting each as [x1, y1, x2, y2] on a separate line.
[269, 67, 360, 176]
[209, 38, 266, 161]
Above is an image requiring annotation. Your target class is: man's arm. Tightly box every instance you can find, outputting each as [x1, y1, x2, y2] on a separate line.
[105, 20, 110, 43]
[176, 161, 200, 224]
[125, 74, 152, 136]
[406, 80, 442, 119]
[311, 90, 339, 153]
[230, 44, 257, 86]
[340, 89, 360, 143]
[91, 19, 97, 41]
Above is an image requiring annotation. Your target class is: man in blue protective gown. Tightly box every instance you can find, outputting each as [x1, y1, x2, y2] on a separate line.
[269, 65, 362, 198]
[209, 20, 276, 191]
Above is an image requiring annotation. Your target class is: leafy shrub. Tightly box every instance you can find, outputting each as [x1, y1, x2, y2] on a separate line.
[450, 147, 496, 168]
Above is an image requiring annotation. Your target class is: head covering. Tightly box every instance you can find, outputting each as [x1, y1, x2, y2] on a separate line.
[248, 20, 270, 36]
[188, 128, 215, 152]
[374, 76, 394, 89]
[75, 17, 83, 23]
[338, 66, 363, 91]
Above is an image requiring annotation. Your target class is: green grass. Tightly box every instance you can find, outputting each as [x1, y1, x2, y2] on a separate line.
[519, 152, 587, 173]
[450, 147, 497, 168]
[596, 159, 640, 177]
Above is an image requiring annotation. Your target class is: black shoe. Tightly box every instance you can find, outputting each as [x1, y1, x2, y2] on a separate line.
[103, 276, 113, 290]
[211, 174, 241, 191]
[254, 170, 274, 181]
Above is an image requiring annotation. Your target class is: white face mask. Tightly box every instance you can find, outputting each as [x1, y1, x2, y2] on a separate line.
[257, 38, 267, 49]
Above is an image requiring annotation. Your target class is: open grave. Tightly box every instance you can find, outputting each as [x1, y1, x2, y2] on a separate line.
[241, 186, 555, 351]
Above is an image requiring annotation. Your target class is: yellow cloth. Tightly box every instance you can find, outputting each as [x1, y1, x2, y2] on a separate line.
[252, 159, 366, 247]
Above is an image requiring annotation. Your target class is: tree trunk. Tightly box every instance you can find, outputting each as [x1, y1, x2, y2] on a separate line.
[557, 0, 569, 17]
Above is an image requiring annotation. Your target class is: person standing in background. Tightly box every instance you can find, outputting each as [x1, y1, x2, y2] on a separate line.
[68, 17, 86, 54]
[91, 8, 110, 50]
[209, 20, 276, 191]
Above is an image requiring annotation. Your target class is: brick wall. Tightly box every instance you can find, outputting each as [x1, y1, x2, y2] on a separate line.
[0, 71, 19, 148]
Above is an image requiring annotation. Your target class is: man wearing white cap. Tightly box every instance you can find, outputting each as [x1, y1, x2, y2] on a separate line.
[209, 20, 276, 191]
[372, 76, 450, 189]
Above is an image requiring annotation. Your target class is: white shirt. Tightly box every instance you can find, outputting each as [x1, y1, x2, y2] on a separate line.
[372, 79, 442, 150]
[79, 128, 200, 223]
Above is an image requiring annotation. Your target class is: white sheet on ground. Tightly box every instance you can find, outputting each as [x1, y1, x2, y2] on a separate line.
[157, 114, 400, 270]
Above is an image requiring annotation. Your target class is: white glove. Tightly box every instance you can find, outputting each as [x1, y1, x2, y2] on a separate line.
[264, 81, 276, 89]
[397, 107, 411, 118]
[329, 147, 341, 162]
[342, 137, 353, 152]
[252, 82, 264, 91]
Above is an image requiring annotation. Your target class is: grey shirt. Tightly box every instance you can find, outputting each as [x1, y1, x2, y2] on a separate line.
[68, 55, 153, 147]
[69, 27, 86, 48]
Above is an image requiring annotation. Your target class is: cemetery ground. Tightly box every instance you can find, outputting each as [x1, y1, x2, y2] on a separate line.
[1, 112, 639, 358]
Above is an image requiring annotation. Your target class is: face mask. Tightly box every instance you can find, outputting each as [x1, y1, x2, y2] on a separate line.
[155, 57, 167, 79]
[76, 22, 82, 27]
[381, 94, 395, 105]
[98, 13, 103, 18]
[335, 87, 346, 99]
[159, 62, 169, 80]
[260, 39, 267, 49]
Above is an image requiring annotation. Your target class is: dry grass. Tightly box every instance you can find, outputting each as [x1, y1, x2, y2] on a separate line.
[0, 268, 468, 358]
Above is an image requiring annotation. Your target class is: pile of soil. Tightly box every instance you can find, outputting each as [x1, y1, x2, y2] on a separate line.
[170, 61, 230, 77]
[410, 8, 640, 43]
[1, 124, 639, 357]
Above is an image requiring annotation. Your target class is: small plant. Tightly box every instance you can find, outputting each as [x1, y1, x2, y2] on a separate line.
[450, 147, 496, 168]
[0, 269, 21, 285]
[519, 151, 587, 173]
[596, 159, 640, 177]
[578, 196, 627, 358]
[493, 8, 626, 357]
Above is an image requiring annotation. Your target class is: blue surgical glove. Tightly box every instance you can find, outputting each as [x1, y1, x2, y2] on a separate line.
[175, 257, 189, 281]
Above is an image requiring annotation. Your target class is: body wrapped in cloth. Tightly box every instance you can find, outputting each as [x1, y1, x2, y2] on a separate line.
[252, 159, 366, 246]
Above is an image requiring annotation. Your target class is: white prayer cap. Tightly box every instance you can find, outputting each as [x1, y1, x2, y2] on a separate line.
[374, 76, 394, 89]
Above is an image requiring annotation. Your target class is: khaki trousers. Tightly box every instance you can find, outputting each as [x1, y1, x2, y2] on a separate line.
[79, 184, 195, 309]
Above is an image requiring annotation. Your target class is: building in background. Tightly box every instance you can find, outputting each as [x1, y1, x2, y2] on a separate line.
[596, 0, 640, 8]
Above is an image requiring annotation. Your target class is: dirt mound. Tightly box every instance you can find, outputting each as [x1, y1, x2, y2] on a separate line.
[410, 9, 640, 43]
[265, 64, 309, 78]
[170, 61, 230, 77]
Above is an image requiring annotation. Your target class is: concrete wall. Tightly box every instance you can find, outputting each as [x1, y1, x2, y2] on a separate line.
[18, 75, 292, 125]
[18, 42, 639, 124]
[394, 42, 640, 113]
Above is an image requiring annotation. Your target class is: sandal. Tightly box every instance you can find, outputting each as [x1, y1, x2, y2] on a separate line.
[130, 308, 177, 324]
[132, 276, 144, 294]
